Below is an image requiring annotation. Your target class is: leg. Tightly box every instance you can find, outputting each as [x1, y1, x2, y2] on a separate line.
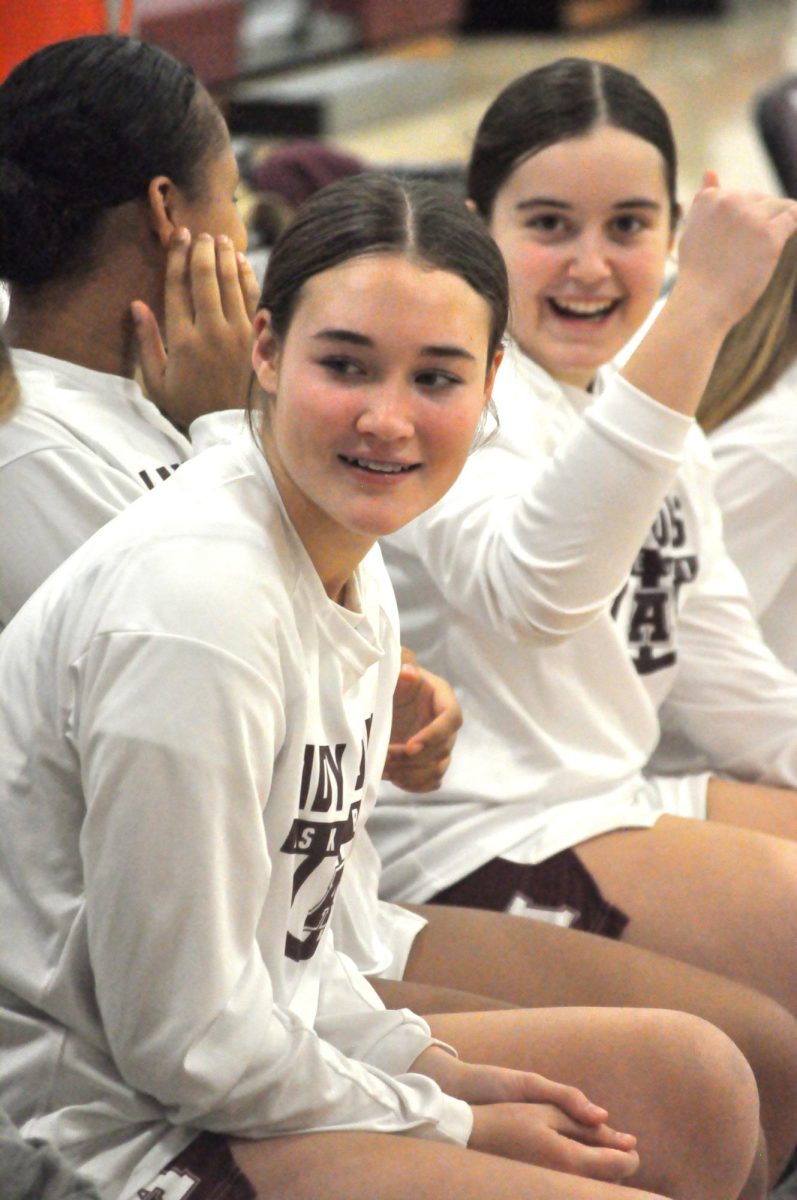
[575, 815, 797, 1015]
[371, 976, 512, 1012]
[708, 775, 797, 840]
[230, 1131, 673, 1200]
[401, 901, 797, 1185]
[425, 1006, 760, 1200]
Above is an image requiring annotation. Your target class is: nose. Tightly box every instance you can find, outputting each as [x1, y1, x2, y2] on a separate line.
[566, 231, 612, 284]
[355, 384, 415, 442]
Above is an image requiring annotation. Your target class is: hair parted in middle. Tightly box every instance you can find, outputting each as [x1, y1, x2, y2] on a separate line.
[467, 56, 679, 227]
[258, 172, 509, 366]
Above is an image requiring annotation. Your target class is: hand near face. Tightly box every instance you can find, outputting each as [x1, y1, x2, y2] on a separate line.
[132, 228, 260, 428]
[382, 654, 463, 792]
[412, 1048, 639, 1182]
[675, 171, 797, 331]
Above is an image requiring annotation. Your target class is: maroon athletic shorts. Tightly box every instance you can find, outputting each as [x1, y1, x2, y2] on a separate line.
[429, 848, 629, 939]
[135, 1132, 255, 1200]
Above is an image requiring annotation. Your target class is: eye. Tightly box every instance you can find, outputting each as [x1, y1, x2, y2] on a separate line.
[415, 368, 463, 391]
[524, 212, 573, 241]
[319, 355, 366, 380]
[610, 213, 649, 238]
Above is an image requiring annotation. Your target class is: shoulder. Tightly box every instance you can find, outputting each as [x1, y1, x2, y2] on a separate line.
[72, 441, 303, 660]
[711, 363, 797, 472]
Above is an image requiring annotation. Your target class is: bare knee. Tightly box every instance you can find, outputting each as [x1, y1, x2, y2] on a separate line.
[644, 1010, 759, 1200]
[733, 992, 797, 1183]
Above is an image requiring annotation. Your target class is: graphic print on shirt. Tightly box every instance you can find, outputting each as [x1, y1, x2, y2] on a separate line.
[282, 717, 373, 962]
[138, 463, 181, 490]
[611, 494, 698, 676]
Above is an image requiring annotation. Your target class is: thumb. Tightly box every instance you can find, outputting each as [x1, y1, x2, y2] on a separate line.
[701, 169, 720, 191]
[131, 300, 168, 401]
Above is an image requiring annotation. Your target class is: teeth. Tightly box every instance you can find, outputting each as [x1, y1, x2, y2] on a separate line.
[350, 458, 409, 473]
[551, 298, 616, 317]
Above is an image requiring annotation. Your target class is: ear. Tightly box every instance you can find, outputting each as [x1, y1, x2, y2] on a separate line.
[252, 309, 280, 393]
[147, 175, 181, 248]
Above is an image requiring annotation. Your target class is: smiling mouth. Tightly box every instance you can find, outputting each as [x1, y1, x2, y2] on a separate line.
[339, 455, 421, 475]
[548, 298, 621, 321]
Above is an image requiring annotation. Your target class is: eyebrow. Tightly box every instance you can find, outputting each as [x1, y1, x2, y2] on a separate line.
[312, 329, 477, 362]
[515, 196, 663, 213]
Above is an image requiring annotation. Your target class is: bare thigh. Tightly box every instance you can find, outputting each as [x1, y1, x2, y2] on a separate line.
[371, 975, 511, 1013]
[229, 1130, 671, 1200]
[576, 814, 797, 1018]
[707, 775, 797, 840]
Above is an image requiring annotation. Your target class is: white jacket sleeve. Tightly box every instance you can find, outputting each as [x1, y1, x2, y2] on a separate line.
[0, 447, 146, 627]
[76, 629, 471, 1145]
[0, 409, 244, 628]
[654, 482, 797, 785]
[391, 377, 692, 645]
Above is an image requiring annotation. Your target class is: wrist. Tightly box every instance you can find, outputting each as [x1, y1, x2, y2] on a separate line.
[410, 1045, 469, 1096]
[664, 273, 742, 341]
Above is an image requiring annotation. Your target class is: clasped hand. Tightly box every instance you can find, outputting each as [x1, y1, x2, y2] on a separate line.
[413, 1047, 640, 1183]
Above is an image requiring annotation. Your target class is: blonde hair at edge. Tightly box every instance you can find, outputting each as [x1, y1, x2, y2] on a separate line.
[0, 335, 19, 422]
[698, 232, 797, 433]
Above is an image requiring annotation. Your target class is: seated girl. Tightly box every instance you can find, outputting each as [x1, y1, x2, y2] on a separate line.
[0, 170, 764, 1200]
[368, 57, 797, 1186]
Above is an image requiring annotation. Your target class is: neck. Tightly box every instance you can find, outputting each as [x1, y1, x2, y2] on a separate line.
[261, 429, 374, 605]
[289, 493, 372, 607]
[8, 284, 140, 379]
[6, 211, 161, 380]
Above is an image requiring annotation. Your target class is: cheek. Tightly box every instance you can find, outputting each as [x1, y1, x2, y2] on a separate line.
[277, 380, 352, 449]
[426, 403, 485, 471]
[623, 246, 669, 303]
[505, 243, 559, 301]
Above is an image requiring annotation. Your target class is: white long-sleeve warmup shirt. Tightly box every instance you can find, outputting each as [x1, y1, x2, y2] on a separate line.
[0, 350, 245, 629]
[370, 341, 797, 904]
[708, 355, 797, 670]
[0, 349, 426, 977]
[0, 433, 471, 1198]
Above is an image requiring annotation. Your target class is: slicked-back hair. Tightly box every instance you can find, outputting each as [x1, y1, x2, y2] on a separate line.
[467, 57, 678, 226]
[0, 34, 226, 287]
[260, 172, 508, 368]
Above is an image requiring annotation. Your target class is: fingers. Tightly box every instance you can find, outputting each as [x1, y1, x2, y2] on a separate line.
[519, 1077, 608, 1126]
[395, 666, 463, 755]
[677, 183, 797, 328]
[556, 1115, 637, 1153]
[552, 1137, 640, 1183]
[161, 226, 194, 348]
[400, 705, 461, 757]
[238, 251, 262, 322]
[131, 300, 168, 404]
[538, 1110, 639, 1182]
[152, 229, 256, 425]
[386, 661, 462, 789]
[382, 747, 453, 792]
[469, 1101, 640, 1183]
[190, 232, 224, 326]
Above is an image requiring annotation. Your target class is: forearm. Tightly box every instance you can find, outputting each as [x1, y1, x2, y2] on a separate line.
[621, 276, 730, 417]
